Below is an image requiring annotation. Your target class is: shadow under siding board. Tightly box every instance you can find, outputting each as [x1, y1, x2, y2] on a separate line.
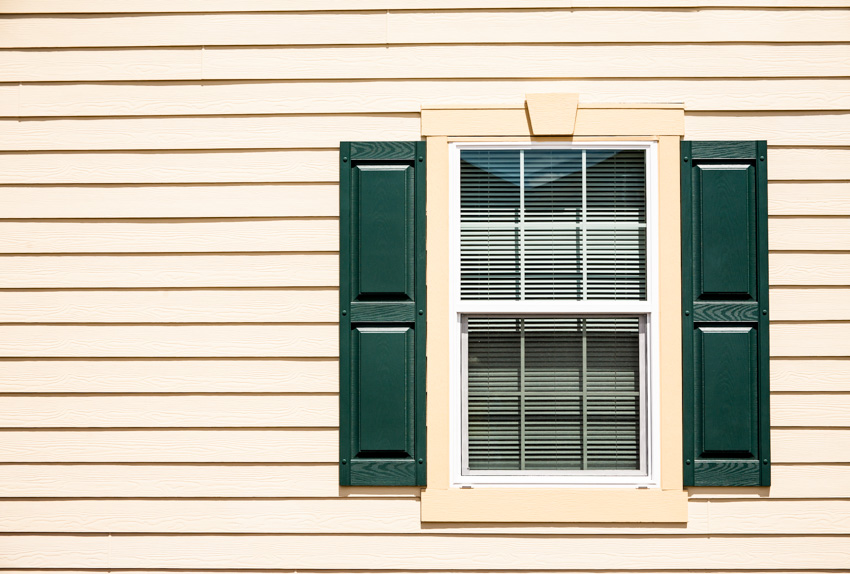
[4, 0, 850, 12]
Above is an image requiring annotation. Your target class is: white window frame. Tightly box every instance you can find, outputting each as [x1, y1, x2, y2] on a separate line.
[448, 141, 661, 488]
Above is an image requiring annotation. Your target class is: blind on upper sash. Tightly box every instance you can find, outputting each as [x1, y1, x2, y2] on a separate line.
[460, 149, 647, 301]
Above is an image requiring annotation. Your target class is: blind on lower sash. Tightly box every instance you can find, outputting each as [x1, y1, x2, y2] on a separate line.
[466, 317, 641, 472]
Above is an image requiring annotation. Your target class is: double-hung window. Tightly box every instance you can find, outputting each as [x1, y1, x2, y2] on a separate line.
[451, 142, 658, 487]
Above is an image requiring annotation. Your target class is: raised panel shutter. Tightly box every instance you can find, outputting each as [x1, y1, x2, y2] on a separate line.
[681, 141, 770, 487]
[339, 141, 426, 486]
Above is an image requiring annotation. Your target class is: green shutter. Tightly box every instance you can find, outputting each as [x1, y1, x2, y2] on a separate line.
[339, 141, 426, 486]
[681, 140, 770, 487]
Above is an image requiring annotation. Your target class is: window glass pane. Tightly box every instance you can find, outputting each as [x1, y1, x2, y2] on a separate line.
[586, 227, 647, 300]
[524, 150, 582, 223]
[467, 317, 641, 472]
[460, 150, 521, 223]
[460, 150, 521, 299]
[586, 150, 646, 223]
[467, 318, 522, 470]
[459, 148, 646, 301]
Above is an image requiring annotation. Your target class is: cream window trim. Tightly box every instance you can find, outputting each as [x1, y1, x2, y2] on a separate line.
[422, 97, 685, 523]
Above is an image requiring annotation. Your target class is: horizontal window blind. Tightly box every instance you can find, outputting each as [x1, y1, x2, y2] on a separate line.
[460, 149, 647, 301]
[466, 317, 641, 472]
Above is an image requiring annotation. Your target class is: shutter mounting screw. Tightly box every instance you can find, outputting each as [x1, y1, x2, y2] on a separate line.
[686, 459, 691, 465]
[342, 459, 347, 465]
[684, 310, 690, 316]
[343, 156, 348, 162]
[763, 459, 768, 465]
[683, 156, 688, 162]
[762, 309, 767, 315]
[419, 309, 424, 315]
[418, 156, 423, 162]
[759, 156, 765, 161]
[342, 310, 347, 316]
[418, 458, 423, 464]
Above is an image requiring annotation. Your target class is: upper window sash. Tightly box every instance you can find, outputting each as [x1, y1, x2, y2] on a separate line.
[452, 142, 655, 308]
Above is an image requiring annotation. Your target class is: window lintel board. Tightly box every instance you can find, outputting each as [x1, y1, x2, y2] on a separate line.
[422, 98, 685, 523]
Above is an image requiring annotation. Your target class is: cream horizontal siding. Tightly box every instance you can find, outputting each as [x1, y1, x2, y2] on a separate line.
[0, 463, 843, 499]
[0, 115, 420, 150]
[0, 112, 842, 150]
[0, 290, 338, 323]
[0, 185, 340, 218]
[0, 430, 337, 462]
[0, 181, 843, 220]
[0, 220, 339, 253]
[0, 254, 339, 288]
[0, 147, 845, 185]
[2, 4, 849, 574]
[1, 498, 849, 534]
[6, 80, 850, 117]
[0, 395, 338, 428]
[0, 325, 338, 357]
[2, 535, 848, 569]
[5, 45, 850, 82]
[0, 150, 339, 184]
[0, 359, 339, 392]
[2, 10, 849, 47]
[772, 359, 850, 391]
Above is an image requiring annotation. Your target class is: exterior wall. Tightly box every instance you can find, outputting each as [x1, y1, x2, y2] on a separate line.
[0, 0, 849, 570]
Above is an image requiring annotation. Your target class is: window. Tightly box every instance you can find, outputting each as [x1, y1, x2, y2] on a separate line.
[419, 100, 687, 522]
[450, 142, 658, 487]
